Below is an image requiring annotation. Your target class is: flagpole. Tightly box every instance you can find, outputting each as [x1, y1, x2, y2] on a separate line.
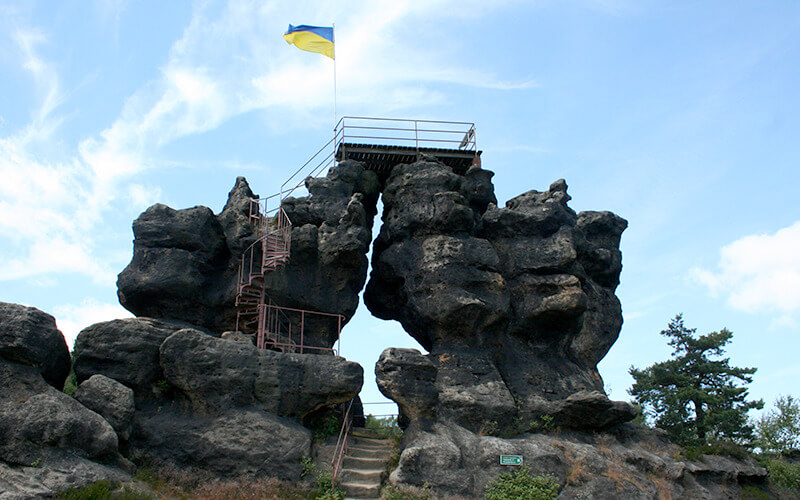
[333, 23, 337, 135]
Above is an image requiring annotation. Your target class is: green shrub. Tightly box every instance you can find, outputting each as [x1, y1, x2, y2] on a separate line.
[680, 440, 750, 461]
[306, 408, 343, 442]
[762, 458, 800, 490]
[741, 485, 772, 500]
[365, 415, 403, 440]
[484, 467, 559, 500]
[381, 483, 434, 499]
[58, 481, 114, 500]
[313, 470, 345, 500]
[301, 456, 316, 478]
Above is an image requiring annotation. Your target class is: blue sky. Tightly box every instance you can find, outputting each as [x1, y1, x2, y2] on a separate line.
[1, 1, 799, 416]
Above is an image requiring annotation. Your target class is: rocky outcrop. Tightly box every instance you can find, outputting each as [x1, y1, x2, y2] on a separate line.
[116, 178, 257, 334]
[74, 375, 135, 441]
[0, 303, 132, 497]
[0, 302, 71, 389]
[72, 320, 362, 480]
[159, 328, 363, 418]
[263, 160, 380, 347]
[389, 420, 768, 499]
[367, 160, 635, 432]
[73, 317, 196, 397]
[116, 166, 378, 348]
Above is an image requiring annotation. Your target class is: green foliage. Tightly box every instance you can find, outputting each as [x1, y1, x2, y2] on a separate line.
[484, 467, 559, 500]
[365, 415, 403, 440]
[741, 485, 773, 500]
[381, 482, 434, 499]
[57, 481, 152, 500]
[761, 458, 800, 490]
[479, 420, 499, 436]
[313, 470, 345, 500]
[301, 456, 316, 478]
[679, 440, 750, 461]
[755, 395, 800, 453]
[306, 408, 343, 442]
[58, 481, 114, 500]
[62, 353, 78, 395]
[628, 314, 763, 447]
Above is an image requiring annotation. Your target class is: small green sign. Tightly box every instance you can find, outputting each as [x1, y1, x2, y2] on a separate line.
[499, 455, 523, 466]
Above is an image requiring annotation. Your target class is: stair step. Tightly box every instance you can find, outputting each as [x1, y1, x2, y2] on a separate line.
[340, 482, 381, 498]
[341, 468, 384, 483]
[348, 448, 392, 459]
[343, 456, 388, 469]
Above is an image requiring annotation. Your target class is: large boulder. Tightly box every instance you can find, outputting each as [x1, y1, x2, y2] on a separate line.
[0, 302, 70, 389]
[367, 162, 635, 431]
[264, 160, 380, 347]
[131, 406, 311, 481]
[159, 328, 363, 418]
[0, 358, 132, 497]
[73, 375, 135, 441]
[116, 178, 257, 333]
[73, 317, 194, 397]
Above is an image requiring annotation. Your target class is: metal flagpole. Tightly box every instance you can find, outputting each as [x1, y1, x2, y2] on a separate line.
[333, 23, 337, 134]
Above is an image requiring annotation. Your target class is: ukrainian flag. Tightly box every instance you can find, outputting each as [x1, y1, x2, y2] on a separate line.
[283, 25, 334, 59]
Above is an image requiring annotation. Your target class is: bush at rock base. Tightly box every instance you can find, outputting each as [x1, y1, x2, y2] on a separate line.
[760, 457, 800, 490]
[484, 467, 559, 500]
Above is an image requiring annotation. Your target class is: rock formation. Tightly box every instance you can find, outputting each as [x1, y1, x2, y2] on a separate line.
[0, 302, 132, 497]
[72, 320, 363, 480]
[117, 163, 378, 348]
[367, 159, 634, 433]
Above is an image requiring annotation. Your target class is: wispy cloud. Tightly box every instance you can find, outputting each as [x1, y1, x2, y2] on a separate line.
[1, 0, 534, 286]
[690, 221, 800, 326]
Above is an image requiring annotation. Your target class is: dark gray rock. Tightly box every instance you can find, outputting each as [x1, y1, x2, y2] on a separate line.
[73, 317, 192, 397]
[0, 358, 132, 497]
[366, 163, 633, 430]
[73, 374, 135, 441]
[375, 348, 438, 424]
[0, 450, 131, 499]
[159, 328, 363, 418]
[116, 178, 257, 333]
[264, 161, 380, 347]
[130, 406, 311, 481]
[390, 421, 768, 499]
[0, 302, 70, 389]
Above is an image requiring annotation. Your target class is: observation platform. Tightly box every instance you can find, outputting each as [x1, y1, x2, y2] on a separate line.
[335, 143, 481, 174]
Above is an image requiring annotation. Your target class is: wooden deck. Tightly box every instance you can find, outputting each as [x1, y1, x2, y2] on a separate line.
[335, 142, 481, 174]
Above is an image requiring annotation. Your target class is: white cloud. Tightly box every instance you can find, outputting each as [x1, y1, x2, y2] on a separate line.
[1, 0, 535, 286]
[691, 221, 800, 323]
[53, 298, 133, 351]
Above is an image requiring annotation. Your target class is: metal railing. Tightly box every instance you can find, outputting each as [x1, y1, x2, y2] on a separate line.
[256, 302, 343, 355]
[335, 116, 477, 155]
[331, 399, 355, 486]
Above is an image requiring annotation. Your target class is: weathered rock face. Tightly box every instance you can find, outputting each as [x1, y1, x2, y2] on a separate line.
[367, 161, 635, 432]
[72, 319, 362, 480]
[116, 177, 257, 334]
[73, 317, 196, 397]
[117, 165, 378, 348]
[265, 160, 380, 347]
[74, 375, 135, 441]
[0, 302, 71, 389]
[390, 421, 769, 499]
[159, 328, 363, 418]
[0, 303, 132, 497]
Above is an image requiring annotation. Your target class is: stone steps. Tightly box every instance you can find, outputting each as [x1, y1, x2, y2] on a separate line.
[339, 432, 395, 498]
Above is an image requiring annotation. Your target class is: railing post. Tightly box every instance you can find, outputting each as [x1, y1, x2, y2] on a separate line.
[337, 315, 342, 356]
[414, 119, 419, 158]
[300, 311, 305, 354]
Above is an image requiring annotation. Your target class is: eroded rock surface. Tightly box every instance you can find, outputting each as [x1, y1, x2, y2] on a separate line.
[74, 375, 135, 441]
[0, 302, 71, 389]
[0, 303, 132, 497]
[390, 421, 768, 499]
[367, 161, 635, 432]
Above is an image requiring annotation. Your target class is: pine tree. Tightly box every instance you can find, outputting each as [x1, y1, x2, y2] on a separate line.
[629, 314, 763, 447]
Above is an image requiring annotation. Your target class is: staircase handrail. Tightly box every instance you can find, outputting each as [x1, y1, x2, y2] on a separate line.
[331, 398, 355, 487]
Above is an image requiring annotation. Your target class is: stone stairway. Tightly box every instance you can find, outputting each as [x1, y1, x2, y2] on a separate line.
[341, 429, 394, 499]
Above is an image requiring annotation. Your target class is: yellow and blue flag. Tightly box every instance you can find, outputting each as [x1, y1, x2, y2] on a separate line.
[283, 25, 334, 59]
